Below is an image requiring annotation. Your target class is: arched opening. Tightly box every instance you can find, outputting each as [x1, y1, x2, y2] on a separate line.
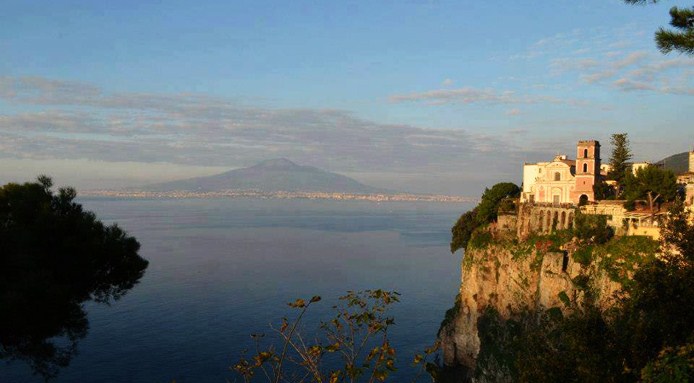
[582, 163, 588, 173]
[578, 194, 589, 206]
[552, 211, 559, 231]
[567, 212, 574, 230]
[561, 211, 566, 230]
[546, 211, 552, 232]
[554, 172, 561, 181]
[562, 251, 569, 272]
[583, 148, 588, 158]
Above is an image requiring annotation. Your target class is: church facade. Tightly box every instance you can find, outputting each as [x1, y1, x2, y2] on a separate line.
[521, 140, 601, 205]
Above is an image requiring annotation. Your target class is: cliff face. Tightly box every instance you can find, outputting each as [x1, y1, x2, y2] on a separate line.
[439, 205, 656, 373]
[439, 241, 621, 369]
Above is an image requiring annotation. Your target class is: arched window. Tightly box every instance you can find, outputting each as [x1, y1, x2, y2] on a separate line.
[583, 163, 588, 172]
[583, 148, 588, 158]
[554, 172, 561, 181]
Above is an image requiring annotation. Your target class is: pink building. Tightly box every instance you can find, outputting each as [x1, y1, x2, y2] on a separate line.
[521, 140, 601, 205]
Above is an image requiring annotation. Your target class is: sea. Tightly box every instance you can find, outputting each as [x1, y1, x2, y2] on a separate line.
[3, 198, 471, 383]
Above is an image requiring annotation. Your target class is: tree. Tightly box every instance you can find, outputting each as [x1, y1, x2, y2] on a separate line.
[593, 180, 616, 200]
[573, 212, 614, 244]
[0, 176, 148, 379]
[607, 133, 632, 188]
[450, 182, 520, 254]
[626, 1, 694, 55]
[475, 183, 520, 225]
[660, 198, 694, 259]
[450, 209, 478, 253]
[623, 165, 678, 213]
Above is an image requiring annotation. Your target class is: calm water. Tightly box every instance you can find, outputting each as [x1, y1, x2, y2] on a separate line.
[4, 198, 469, 382]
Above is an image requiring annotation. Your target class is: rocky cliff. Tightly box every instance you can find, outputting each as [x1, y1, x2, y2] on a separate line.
[439, 205, 659, 376]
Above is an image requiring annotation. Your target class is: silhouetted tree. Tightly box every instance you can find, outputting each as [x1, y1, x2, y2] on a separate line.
[0, 176, 148, 380]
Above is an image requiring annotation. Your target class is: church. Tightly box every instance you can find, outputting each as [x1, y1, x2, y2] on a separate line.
[520, 140, 601, 205]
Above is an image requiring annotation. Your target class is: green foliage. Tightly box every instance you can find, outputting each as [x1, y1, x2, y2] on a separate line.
[450, 182, 520, 254]
[0, 176, 148, 379]
[572, 245, 594, 266]
[514, 306, 624, 383]
[607, 133, 633, 185]
[467, 229, 493, 250]
[625, 1, 694, 55]
[612, 255, 694, 378]
[597, 236, 659, 284]
[624, 199, 636, 211]
[474, 307, 520, 381]
[571, 274, 590, 292]
[557, 291, 571, 307]
[623, 165, 678, 212]
[656, 7, 694, 55]
[476, 183, 520, 225]
[574, 212, 614, 244]
[510, 240, 534, 261]
[466, 201, 694, 383]
[497, 198, 517, 215]
[593, 180, 615, 200]
[641, 344, 694, 383]
[473, 306, 623, 383]
[450, 209, 478, 253]
[660, 198, 694, 258]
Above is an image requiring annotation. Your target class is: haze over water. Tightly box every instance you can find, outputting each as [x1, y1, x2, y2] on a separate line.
[4, 198, 470, 382]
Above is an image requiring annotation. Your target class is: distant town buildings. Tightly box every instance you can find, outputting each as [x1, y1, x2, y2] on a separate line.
[631, 162, 652, 175]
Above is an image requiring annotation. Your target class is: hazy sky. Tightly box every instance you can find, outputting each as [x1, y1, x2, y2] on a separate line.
[1, 0, 692, 195]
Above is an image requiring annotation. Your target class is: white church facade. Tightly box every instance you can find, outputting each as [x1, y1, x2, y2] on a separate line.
[521, 140, 601, 205]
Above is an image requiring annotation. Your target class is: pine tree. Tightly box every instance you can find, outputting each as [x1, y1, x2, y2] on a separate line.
[608, 133, 632, 185]
[626, 1, 694, 55]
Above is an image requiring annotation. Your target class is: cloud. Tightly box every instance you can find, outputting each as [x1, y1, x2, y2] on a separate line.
[505, 108, 521, 116]
[0, 76, 533, 184]
[510, 24, 693, 97]
[547, 48, 694, 95]
[612, 78, 656, 92]
[388, 87, 584, 107]
[442, 78, 454, 86]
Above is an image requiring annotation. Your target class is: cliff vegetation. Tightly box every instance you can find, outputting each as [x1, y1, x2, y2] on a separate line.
[441, 183, 693, 382]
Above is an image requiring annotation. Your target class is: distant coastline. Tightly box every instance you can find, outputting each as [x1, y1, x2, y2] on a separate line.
[81, 189, 477, 203]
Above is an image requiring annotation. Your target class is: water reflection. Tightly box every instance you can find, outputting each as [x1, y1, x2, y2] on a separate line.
[0, 178, 148, 380]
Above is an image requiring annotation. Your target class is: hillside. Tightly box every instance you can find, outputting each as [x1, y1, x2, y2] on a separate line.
[139, 158, 391, 194]
[656, 151, 689, 174]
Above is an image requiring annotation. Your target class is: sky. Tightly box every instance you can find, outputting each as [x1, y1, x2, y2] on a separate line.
[1, 0, 692, 195]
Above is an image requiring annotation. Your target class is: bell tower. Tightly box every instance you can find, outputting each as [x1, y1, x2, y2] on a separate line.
[573, 140, 601, 204]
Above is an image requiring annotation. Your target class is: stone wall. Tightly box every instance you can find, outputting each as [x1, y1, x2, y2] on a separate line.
[515, 203, 577, 239]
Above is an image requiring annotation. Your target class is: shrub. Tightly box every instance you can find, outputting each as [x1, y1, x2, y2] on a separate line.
[572, 245, 594, 266]
[450, 209, 478, 253]
[574, 212, 613, 244]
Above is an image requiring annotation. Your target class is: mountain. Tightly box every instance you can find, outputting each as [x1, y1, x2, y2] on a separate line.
[656, 152, 689, 175]
[140, 158, 390, 194]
